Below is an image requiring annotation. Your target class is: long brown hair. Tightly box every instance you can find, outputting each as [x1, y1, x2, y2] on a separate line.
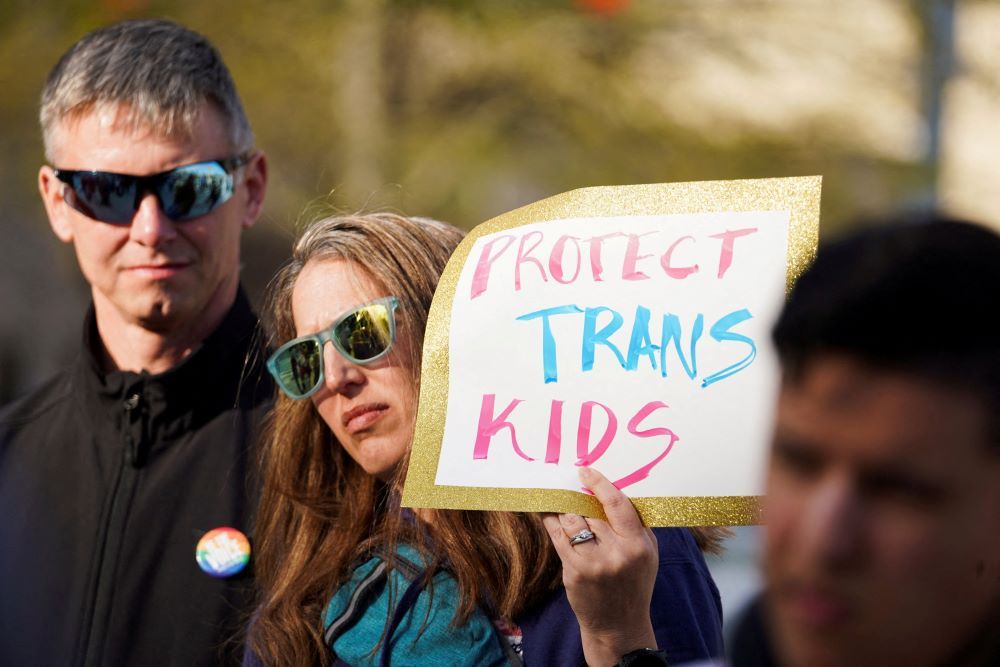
[249, 212, 726, 666]
[249, 213, 561, 665]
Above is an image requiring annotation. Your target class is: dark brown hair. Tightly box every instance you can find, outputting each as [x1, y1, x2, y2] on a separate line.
[773, 215, 1000, 451]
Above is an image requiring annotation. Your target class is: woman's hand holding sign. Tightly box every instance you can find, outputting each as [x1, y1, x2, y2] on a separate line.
[542, 467, 661, 667]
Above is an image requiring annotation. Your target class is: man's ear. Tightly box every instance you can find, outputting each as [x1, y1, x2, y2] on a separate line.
[239, 151, 268, 230]
[39, 166, 75, 243]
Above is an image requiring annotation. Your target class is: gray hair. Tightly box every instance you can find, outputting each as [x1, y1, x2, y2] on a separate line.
[40, 19, 253, 161]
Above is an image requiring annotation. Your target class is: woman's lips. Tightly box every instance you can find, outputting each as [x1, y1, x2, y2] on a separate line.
[342, 403, 389, 434]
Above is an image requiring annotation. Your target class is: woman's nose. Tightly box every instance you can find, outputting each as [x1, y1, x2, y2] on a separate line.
[321, 342, 366, 395]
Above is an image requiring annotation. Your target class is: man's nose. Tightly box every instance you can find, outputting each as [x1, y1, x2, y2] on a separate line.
[800, 475, 865, 570]
[128, 193, 178, 246]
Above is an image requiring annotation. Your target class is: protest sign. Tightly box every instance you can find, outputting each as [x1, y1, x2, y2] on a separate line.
[402, 176, 820, 525]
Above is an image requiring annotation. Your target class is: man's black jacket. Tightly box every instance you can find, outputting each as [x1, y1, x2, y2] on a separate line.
[0, 289, 272, 666]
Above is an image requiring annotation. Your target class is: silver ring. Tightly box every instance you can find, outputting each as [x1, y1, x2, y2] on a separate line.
[568, 529, 596, 545]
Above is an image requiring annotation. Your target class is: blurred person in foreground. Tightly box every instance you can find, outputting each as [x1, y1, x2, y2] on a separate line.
[247, 213, 726, 667]
[730, 215, 1000, 667]
[0, 19, 270, 665]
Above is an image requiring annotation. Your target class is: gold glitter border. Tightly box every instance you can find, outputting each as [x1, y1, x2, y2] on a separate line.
[402, 176, 821, 526]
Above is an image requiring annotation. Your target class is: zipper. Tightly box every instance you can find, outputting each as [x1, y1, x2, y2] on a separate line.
[80, 391, 144, 667]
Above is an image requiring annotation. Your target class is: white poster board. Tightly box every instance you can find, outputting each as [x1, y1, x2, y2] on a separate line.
[403, 177, 820, 525]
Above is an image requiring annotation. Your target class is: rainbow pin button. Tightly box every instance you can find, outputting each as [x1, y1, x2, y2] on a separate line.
[196, 527, 251, 578]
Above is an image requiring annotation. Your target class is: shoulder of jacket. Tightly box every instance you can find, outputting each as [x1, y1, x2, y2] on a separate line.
[0, 369, 76, 431]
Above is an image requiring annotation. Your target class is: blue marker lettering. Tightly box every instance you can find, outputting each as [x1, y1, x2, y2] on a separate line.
[701, 308, 756, 388]
[625, 305, 659, 371]
[516, 305, 583, 383]
[581, 306, 627, 372]
[659, 313, 703, 379]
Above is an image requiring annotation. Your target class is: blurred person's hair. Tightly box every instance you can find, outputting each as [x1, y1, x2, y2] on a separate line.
[773, 213, 1000, 450]
[39, 18, 253, 160]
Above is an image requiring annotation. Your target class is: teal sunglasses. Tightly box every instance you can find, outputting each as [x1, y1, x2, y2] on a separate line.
[267, 296, 399, 399]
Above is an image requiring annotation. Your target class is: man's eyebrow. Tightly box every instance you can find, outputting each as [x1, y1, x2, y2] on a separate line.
[856, 463, 949, 502]
[771, 426, 823, 450]
[771, 434, 827, 466]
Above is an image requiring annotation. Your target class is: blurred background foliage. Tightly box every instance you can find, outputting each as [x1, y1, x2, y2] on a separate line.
[2, 0, 998, 400]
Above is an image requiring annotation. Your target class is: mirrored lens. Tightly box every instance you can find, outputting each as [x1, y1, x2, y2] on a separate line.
[335, 303, 392, 362]
[273, 339, 322, 397]
[57, 161, 237, 224]
[66, 172, 137, 224]
[159, 163, 234, 221]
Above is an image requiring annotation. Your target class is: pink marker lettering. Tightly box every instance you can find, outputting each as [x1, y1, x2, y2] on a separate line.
[576, 400, 618, 467]
[586, 232, 623, 282]
[549, 235, 582, 284]
[515, 231, 547, 291]
[473, 394, 533, 461]
[710, 228, 758, 279]
[470, 235, 515, 299]
[622, 232, 656, 281]
[545, 400, 564, 464]
[660, 235, 699, 279]
[613, 401, 678, 490]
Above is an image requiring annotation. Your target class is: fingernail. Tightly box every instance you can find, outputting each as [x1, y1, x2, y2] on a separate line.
[578, 467, 597, 484]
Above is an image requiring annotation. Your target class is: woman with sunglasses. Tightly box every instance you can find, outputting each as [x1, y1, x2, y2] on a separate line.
[248, 213, 725, 667]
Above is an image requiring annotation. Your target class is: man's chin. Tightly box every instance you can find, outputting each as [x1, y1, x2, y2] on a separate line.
[767, 591, 853, 667]
[130, 297, 192, 333]
[772, 631, 830, 667]
[770, 614, 897, 667]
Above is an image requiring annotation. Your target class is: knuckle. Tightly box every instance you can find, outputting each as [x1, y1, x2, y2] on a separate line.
[562, 569, 584, 588]
[603, 492, 627, 510]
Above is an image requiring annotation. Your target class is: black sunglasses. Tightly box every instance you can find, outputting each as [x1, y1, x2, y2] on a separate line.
[52, 154, 251, 224]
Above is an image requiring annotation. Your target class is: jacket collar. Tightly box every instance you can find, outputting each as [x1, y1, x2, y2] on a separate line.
[76, 288, 272, 437]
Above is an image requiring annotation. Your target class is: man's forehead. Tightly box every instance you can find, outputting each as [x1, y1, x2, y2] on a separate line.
[54, 102, 192, 143]
[46, 100, 235, 170]
[776, 356, 991, 463]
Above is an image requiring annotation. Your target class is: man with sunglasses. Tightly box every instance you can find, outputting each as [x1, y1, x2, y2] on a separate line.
[0, 19, 270, 666]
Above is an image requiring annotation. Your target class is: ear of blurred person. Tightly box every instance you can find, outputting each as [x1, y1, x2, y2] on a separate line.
[730, 215, 1000, 667]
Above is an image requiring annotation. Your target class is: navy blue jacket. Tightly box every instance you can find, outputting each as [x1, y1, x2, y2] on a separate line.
[518, 527, 723, 666]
